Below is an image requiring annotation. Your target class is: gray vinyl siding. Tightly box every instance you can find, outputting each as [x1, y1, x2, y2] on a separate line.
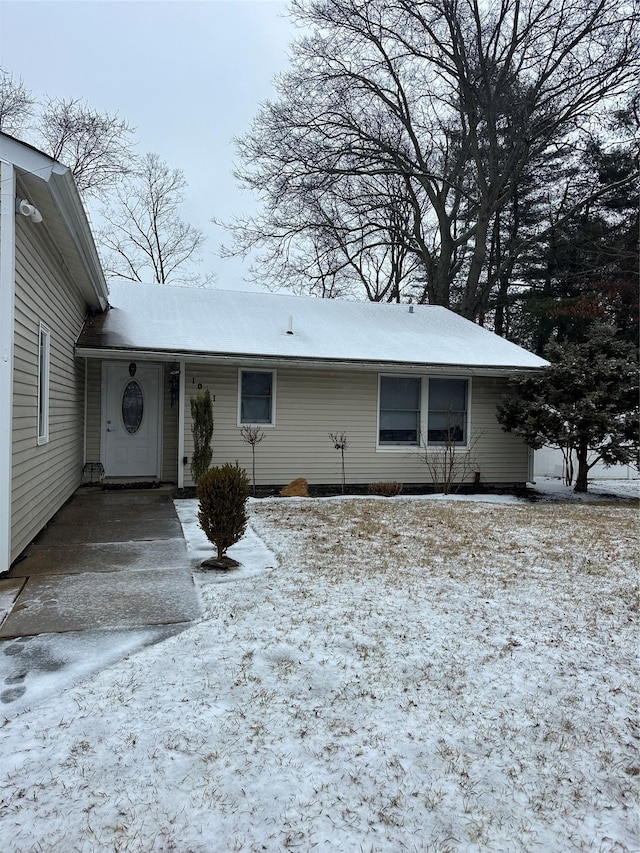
[182, 365, 528, 488]
[11, 216, 87, 561]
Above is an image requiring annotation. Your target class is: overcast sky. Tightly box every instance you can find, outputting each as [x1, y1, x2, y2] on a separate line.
[0, 0, 298, 290]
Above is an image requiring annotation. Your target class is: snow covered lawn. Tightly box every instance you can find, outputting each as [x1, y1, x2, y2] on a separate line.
[1, 495, 638, 852]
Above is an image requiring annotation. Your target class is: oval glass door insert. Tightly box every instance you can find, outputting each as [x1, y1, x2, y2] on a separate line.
[122, 380, 144, 434]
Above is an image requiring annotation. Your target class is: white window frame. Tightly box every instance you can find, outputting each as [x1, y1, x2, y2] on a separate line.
[237, 368, 277, 427]
[37, 322, 51, 445]
[376, 374, 472, 452]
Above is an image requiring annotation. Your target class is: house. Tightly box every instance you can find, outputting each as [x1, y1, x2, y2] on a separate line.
[1, 132, 548, 574]
[76, 280, 548, 492]
[0, 133, 108, 574]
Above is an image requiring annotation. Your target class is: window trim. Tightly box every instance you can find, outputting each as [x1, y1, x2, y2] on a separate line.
[37, 322, 51, 445]
[237, 368, 277, 427]
[376, 374, 472, 452]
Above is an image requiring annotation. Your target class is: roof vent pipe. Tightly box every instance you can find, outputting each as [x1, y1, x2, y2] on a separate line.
[409, 305, 414, 314]
[287, 315, 294, 335]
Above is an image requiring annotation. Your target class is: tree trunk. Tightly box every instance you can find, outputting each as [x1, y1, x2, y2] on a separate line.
[574, 441, 590, 492]
[461, 212, 490, 320]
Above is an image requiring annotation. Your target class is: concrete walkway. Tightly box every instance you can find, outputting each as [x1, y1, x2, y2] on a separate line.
[0, 486, 200, 714]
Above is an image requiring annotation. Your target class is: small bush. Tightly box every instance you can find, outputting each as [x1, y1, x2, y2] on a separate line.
[190, 390, 214, 485]
[197, 463, 250, 559]
[368, 481, 403, 497]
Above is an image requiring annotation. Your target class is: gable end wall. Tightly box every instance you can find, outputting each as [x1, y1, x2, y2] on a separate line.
[11, 215, 87, 562]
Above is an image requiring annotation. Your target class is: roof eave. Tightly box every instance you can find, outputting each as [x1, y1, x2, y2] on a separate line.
[47, 166, 109, 310]
[74, 344, 548, 376]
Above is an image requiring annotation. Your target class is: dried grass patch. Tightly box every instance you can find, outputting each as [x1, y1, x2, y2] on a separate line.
[251, 498, 637, 585]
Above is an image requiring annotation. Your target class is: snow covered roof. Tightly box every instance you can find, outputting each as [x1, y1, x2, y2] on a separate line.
[76, 280, 548, 373]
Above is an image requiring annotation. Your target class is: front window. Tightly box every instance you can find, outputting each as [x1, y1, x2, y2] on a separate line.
[37, 323, 50, 444]
[239, 370, 275, 425]
[378, 376, 420, 445]
[427, 378, 468, 445]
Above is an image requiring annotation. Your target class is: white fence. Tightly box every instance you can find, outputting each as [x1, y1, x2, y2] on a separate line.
[534, 446, 639, 481]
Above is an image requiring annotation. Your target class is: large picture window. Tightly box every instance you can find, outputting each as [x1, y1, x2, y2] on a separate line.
[378, 376, 421, 445]
[37, 322, 50, 444]
[239, 370, 275, 425]
[427, 378, 468, 445]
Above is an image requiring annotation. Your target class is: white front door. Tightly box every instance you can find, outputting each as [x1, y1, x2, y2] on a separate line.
[102, 362, 161, 478]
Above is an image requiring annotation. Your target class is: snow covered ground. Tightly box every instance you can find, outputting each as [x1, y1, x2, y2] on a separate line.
[0, 487, 637, 852]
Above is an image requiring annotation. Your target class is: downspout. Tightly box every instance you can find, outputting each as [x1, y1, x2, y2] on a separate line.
[177, 359, 186, 489]
[0, 161, 16, 572]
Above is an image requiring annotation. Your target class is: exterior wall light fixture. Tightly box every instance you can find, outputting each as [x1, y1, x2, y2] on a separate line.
[16, 198, 43, 224]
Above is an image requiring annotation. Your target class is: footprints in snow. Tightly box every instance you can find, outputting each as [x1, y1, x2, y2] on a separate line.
[1, 636, 65, 704]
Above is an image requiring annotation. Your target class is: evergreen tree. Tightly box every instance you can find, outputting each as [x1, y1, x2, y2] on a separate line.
[190, 390, 214, 485]
[197, 463, 250, 561]
[508, 115, 639, 354]
[497, 324, 639, 492]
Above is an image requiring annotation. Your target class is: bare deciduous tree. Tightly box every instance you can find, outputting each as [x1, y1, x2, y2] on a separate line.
[100, 152, 213, 286]
[0, 69, 34, 135]
[225, 171, 424, 302]
[329, 431, 349, 493]
[0, 72, 212, 288]
[38, 97, 135, 197]
[421, 425, 483, 495]
[241, 425, 266, 496]
[230, 0, 640, 320]
[0, 73, 134, 199]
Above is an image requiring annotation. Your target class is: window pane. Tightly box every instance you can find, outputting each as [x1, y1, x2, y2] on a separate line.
[38, 325, 50, 443]
[380, 410, 419, 444]
[241, 371, 273, 424]
[379, 376, 420, 445]
[429, 378, 467, 410]
[38, 333, 46, 435]
[242, 371, 272, 397]
[428, 378, 468, 444]
[427, 412, 466, 443]
[241, 396, 271, 423]
[380, 376, 420, 409]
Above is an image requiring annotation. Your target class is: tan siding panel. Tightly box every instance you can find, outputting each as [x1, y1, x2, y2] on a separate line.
[162, 363, 178, 482]
[10, 218, 88, 561]
[84, 359, 102, 464]
[182, 367, 529, 488]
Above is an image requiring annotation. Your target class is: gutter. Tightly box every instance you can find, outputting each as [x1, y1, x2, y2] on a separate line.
[74, 345, 548, 377]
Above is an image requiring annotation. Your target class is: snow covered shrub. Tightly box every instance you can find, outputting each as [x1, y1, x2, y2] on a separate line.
[368, 481, 403, 497]
[197, 462, 249, 560]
